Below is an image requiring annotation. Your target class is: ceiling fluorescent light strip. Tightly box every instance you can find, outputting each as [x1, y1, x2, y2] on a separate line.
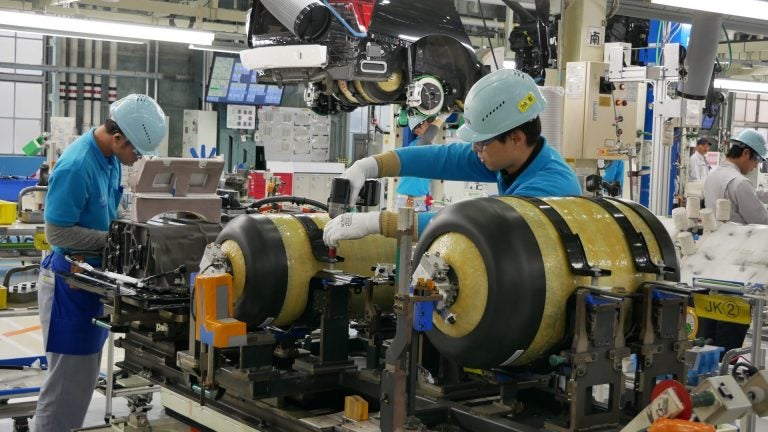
[714, 78, 768, 93]
[0, 10, 215, 45]
[650, 0, 768, 21]
[12, 27, 144, 44]
[188, 44, 243, 54]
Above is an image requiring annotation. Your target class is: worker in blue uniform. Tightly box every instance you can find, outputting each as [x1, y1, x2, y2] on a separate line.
[34, 94, 166, 431]
[602, 160, 625, 197]
[324, 68, 581, 246]
[395, 112, 441, 211]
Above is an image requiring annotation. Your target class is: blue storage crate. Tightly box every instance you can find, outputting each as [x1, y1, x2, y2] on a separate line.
[686, 345, 724, 386]
[0, 178, 38, 202]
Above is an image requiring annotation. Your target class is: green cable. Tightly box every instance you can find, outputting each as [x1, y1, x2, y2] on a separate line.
[655, 21, 663, 66]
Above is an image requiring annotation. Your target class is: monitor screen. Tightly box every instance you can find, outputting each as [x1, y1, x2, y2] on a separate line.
[206, 55, 284, 106]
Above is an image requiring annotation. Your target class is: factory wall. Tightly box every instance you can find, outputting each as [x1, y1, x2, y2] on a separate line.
[64, 41, 204, 157]
[113, 42, 203, 157]
[213, 84, 350, 170]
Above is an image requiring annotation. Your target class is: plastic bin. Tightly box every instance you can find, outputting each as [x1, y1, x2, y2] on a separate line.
[686, 345, 724, 386]
[0, 179, 37, 202]
[0, 200, 15, 224]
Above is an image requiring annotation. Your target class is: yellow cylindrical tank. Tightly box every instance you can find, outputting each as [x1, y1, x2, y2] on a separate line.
[415, 196, 679, 369]
[217, 213, 397, 329]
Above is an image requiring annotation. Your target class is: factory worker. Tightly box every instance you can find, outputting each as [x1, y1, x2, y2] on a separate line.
[34, 94, 166, 431]
[689, 137, 713, 182]
[704, 129, 768, 225]
[394, 112, 444, 212]
[700, 129, 767, 356]
[324, 68, 581, 247]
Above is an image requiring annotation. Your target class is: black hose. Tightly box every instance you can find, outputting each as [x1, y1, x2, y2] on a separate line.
[247, 196, 329, 212]
[732, 362, 758, 380]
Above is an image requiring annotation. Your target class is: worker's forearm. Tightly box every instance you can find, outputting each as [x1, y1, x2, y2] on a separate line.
[379, 211, 435, 240]
[45, 223, 107, 251]
[373, 151, 401, 177]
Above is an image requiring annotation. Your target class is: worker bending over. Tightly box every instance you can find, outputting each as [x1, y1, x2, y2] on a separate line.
[324, 68, 581, 247]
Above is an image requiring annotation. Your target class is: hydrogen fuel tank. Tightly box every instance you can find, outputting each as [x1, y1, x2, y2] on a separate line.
[216, 213, 397, 329]
[413, 196, 679, 369]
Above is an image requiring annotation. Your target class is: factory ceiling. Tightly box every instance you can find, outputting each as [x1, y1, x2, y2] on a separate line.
[0, 0, 767, 80]
[616, 0, 768, 37]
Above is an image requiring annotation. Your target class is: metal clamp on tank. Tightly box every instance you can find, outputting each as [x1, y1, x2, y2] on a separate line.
[631, 282, 693, 410]
[546, 288, 630, 430]
[411, 251, 458, 326]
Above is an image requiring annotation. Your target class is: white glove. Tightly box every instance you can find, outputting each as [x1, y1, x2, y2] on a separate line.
[342, 157, 379, 207]
[323, 212, 381, 247]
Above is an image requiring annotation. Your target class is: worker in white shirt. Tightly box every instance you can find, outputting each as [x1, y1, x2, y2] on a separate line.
[704, 129, 768, 225]
[688, 137, 713, 182]
[701, 129, 767, 355]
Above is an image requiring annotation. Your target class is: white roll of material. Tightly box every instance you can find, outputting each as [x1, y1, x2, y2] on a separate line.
[700, 208, 717, 232]
[678, 231, 696, 256]
[672, 207, 690, 232]
[539, 87, 565, 155]
[716, 199, 731, 221]
[686, 196, 701, 219]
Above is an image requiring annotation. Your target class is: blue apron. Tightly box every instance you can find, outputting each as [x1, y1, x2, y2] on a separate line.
[41, 252, 108, 355]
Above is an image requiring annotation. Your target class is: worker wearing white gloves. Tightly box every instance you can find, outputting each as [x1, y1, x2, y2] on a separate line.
[688, 137, 713, 182]
[701, 128, 768, 356]
[323, 68, 582, 247]
[34, 95, 167, 431]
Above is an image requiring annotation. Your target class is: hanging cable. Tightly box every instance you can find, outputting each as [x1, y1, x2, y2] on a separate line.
[477, 0, 500, 70]
[722, 24, 733, 72]
[655, 21, 664, 65]
[607, 0, 620, 19]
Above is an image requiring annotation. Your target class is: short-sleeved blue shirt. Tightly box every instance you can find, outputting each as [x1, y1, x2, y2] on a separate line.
[45, 128, 122, 254]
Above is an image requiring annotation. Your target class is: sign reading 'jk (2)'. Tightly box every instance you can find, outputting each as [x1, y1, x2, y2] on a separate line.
[692, 293, 752, 325]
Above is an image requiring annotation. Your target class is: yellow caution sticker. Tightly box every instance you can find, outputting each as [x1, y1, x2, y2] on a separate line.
[34, 230, 50, 251]
[518, 92, 536, 113]
[692, 293, 751, 325]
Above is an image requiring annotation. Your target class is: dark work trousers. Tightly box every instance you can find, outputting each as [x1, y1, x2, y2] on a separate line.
[697, 317, 749, 360]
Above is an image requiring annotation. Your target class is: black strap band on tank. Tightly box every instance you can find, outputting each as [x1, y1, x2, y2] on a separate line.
[581, 197, 672, 276]
[518, 197, 611, 277]
[292, 214, 341, 263]
[604, 198, 680, 281]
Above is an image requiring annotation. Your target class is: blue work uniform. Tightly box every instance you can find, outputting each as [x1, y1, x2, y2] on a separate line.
[396, 136, 431, 209]
[603, 160, 625, 194]
[41, 128, 122, 355]
[35, 129, 123, 431]
[394, 137, 581, 235]
[396, 177, 431, 197]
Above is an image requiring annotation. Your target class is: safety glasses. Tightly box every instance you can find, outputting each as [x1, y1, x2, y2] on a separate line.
[472, 138, 496, 152]
[129, 143, 143, 160]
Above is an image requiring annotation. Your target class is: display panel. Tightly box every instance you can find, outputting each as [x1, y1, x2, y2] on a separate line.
[206, 55, 284, 106]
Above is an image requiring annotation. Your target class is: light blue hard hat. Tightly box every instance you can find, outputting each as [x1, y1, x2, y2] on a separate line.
[457, 69, 547, 143]
[109, 94, 167, 156]
[408, 112, 430, 131]
[733, 128, 767, 161]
